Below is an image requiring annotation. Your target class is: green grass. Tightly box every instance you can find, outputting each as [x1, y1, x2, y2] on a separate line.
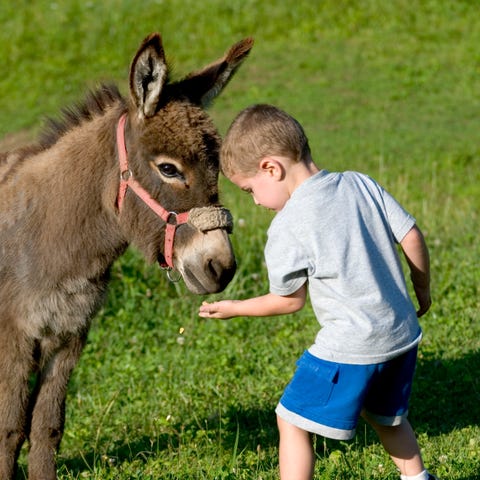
[1, 1, 480, 478]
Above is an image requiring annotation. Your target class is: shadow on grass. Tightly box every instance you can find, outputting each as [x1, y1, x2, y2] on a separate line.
[57, 406, 279, 476]
[411, 349, 480, 435]
[56, 350, 480, 477]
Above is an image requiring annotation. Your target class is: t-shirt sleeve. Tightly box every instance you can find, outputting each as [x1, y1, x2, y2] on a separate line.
[265, 223, 309, 296]
[380, 186, 416, 243]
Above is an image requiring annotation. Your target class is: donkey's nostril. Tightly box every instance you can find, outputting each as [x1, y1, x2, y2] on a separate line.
[203, 257, 236, 292]
[207, 258, 219, 279]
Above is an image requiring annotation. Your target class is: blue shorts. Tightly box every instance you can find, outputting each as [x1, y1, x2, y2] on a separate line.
[276, 347, 418, 440]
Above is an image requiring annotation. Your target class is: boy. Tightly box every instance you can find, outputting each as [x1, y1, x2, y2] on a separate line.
[199, 104, 437, 480]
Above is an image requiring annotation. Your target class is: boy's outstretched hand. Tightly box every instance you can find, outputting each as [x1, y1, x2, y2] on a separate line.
[199, 300, 240, 319]
[199, 289, 307, 320]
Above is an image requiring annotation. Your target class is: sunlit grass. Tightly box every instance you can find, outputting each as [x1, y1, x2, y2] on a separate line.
[3, 1, 480, 478]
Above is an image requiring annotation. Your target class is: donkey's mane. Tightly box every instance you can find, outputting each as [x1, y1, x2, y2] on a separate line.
[39, 83, 125, 148]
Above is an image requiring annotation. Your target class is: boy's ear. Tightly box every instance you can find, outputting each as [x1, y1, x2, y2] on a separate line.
[259, 157, 284, 179]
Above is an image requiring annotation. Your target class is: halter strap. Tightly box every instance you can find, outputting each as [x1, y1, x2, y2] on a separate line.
[116, 113, 189, 269]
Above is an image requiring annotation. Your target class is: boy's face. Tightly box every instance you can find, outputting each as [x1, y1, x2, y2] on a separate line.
[229, 157, 290, 212]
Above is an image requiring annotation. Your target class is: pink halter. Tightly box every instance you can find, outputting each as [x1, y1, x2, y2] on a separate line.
[116, 113, 189, 269]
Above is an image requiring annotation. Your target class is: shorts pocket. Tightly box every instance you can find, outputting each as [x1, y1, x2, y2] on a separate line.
[283, 352, 339, 408]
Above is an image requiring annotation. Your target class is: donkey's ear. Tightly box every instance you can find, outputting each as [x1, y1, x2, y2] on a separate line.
[175, 37, 254, 107]
[130, 33, 168, 118]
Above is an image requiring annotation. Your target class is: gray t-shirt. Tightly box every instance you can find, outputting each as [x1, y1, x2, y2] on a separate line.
[266, 170, 421, 364]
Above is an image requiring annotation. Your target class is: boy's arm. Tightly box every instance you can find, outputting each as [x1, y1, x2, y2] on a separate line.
[198, 283, 307, 320]
[400, 225, 431, 317]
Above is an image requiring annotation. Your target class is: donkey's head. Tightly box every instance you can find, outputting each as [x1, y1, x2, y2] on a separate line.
[117, 34, 253, 294]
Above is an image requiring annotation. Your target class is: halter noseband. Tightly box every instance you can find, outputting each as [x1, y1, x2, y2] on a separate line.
[115, 113, 233, 270]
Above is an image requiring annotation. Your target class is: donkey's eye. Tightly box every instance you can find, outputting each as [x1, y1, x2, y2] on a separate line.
[158, 163, 181, 178]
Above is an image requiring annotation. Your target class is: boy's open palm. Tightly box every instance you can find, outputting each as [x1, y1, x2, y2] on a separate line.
[199, 300, 239, 319]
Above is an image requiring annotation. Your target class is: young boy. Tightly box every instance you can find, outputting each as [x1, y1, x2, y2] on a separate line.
[199, 104, 437, 480]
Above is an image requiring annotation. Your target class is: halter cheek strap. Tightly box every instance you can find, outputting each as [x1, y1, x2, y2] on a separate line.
[116, 113, 189, 269]
[115, 114, 234, 271]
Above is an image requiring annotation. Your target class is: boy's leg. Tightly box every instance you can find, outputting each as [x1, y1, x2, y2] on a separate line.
[364, 414, 425, 476]
[277, 415, 315, 480]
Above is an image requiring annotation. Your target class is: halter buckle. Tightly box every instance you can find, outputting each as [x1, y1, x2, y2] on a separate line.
[166, 211, 179, 225]
[120, 169, 133, 181]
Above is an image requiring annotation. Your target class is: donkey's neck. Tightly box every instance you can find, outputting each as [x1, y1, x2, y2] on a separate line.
[3, 106, 128, 284]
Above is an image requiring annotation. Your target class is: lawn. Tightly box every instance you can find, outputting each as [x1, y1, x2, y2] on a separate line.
[1, 1, 479, 478]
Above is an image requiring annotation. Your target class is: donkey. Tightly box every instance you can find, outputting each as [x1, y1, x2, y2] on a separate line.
[0, 33, 253, 479]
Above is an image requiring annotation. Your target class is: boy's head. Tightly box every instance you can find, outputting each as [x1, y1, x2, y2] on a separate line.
[220, 104, 311, 179]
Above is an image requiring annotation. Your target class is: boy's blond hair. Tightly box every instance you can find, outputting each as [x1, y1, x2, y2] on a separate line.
[220, 104, 311, 178]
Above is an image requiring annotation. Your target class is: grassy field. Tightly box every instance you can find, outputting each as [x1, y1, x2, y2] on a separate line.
[1, 1, 479, 479]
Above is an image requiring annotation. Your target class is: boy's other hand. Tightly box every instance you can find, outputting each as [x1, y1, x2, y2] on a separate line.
[414, 285, 432, 317]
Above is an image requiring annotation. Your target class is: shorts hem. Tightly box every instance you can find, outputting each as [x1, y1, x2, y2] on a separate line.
[276, 403, 355, 440]
[363, 409, 408, 427]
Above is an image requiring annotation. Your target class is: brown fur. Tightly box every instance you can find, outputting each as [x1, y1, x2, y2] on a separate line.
[0, 33, 253, 479]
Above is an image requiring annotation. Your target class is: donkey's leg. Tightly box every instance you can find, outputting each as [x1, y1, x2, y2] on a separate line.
[0, 323, 33, 480]
[27, 333, 86, 480]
